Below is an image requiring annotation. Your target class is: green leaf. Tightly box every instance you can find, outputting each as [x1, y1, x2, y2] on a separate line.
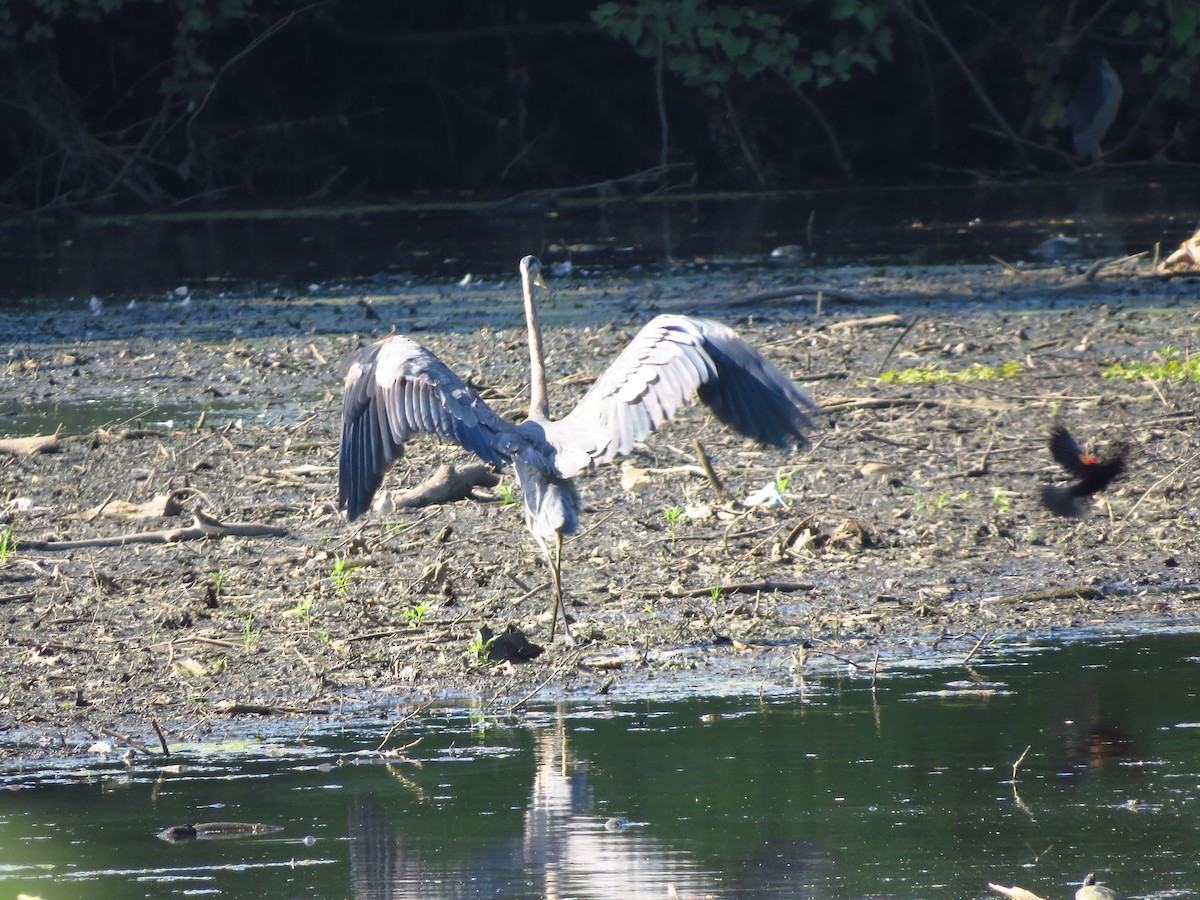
[1120, 10, 1142, 34]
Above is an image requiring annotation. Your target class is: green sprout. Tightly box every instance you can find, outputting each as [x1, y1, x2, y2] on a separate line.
[915, 490, 970, 514]
[403, 602, 431, 628]
[464, 629, 499, 662]
[775, 468, 797, 493]
[0, 523, 17, 563]
[662, 505, 683, 543]
[992, 488, 1011, 512]
[285, 596, 315, 624]
[242, 614, 258, 651]
[497, 483, 517, 507]
[330, 556, 360, 592]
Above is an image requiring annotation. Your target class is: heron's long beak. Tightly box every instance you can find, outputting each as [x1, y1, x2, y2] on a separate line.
[532, 272, 548, 290]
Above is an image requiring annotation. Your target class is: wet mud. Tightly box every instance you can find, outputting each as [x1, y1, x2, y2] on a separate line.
[2, 262, 1199, 755]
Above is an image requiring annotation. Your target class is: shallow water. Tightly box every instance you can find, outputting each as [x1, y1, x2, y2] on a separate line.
[2, 628, 1198, 899]
[2, 176, 1197, 304]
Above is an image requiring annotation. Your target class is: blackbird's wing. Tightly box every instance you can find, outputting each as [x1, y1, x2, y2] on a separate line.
[1048, 425, 1092, 476]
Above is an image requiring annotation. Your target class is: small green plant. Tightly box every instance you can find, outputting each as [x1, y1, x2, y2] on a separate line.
[662, 505, 683, 542]
[464, 629, 499, 662]
[402, 602, 431, 628]
[285, 596, 315, 624]
[209, 569, 225, 598]
[775, 468, 797, 493]
[710, 586, 726, 603]
[0, 523, 17, 563]
[242, 614, 258, 650]
[497, 483, 517, 507]
[915, 490, 970, 514]
[330, 555, 360, 592]
[879, 361, 1023, 385]
[992, 488, 1011, 513]
[1103, 347, 1200, 382]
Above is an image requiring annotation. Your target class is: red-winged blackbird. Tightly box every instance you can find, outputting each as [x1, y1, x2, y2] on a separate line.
[1040, 425, 1127, 517]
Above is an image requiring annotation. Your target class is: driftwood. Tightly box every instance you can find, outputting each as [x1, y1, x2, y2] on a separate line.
[983, 586, 1105, 605]
[390, 463, 500, 509]
[0, 434, 60, 455]
[23, 511, 287, 551]
[988, 883, 1049, 900]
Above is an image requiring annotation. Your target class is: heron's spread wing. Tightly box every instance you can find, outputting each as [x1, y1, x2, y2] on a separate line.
[339, 335, 512, 520]
[544, 315, 818, 477]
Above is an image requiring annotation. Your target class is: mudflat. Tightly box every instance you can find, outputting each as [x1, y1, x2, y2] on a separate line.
[1, 263, 1197, 754]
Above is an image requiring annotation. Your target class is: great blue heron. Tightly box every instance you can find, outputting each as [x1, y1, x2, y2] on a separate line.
[1059, 49, 1123, 157]
[339, 256, 818, 640]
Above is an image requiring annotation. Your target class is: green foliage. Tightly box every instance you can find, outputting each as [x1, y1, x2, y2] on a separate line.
[591, 0, 893, 97]
[914, 490, 969, 514]
[241, 614, 257, 650]
[1103, 347, 1200, 382]
[330, 555, 360, 592]
[285, 596, 315, 624]
[497, 483, 517, 507]
[878, 361, 1023, 385]
[0, 523, 16, 563]
[1120, 0, 1200, 101]
[0, 0, 261, 92]
[403, 602, 431, 628]
[662, 505, 683, 542]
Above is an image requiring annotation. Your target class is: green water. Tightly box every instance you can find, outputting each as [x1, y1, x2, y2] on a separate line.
[2, 629, 1198, 898]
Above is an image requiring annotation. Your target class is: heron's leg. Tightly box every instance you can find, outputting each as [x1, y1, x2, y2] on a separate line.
[546, 533, 573, 643]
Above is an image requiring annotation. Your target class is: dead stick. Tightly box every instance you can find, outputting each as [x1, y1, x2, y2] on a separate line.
[376, 701, 433, 752]
[510, 652, 580, 712]
[874, 313, 921, 375]
[692, 439, 728, 500]
[963, 633, 989, 666]
[151, 718, 171, 756]
[1011, 744, 1032, 781]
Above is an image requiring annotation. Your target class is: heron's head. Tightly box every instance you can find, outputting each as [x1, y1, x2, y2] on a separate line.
[519, 255, 548, 290]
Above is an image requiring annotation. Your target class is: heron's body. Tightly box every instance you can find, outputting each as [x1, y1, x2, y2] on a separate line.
[339, 256, 818, 639]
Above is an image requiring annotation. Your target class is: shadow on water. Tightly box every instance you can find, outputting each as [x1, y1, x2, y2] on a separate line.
[2, 176, 1198, 304]
[3, 628, 1200, 898]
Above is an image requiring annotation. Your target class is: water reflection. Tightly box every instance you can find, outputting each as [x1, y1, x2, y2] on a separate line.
[348, 715, 734, 899]
[3, 629, 1200, 899]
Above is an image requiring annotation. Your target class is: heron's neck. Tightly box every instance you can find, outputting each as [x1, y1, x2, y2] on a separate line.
[524, 273, 550, 420]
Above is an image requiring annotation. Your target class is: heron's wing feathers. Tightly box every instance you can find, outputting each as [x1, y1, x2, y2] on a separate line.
[545, 315, 817, 477]
[339, 336, 511, 520]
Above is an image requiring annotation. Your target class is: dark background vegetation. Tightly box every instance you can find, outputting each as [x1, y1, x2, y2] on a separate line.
[1, 0, 1196, 212]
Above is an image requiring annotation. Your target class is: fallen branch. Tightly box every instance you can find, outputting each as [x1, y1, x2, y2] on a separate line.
[982, 587, 1104, 605]
[0, 434, 60, 455]
[391, 463, 500, 509]
[988, 883, 1048, 900]
[830, 313, 907, 330]
[727, 285, 875, 307]
[649, 580, 815, 598]
[24, 511, 287, 550]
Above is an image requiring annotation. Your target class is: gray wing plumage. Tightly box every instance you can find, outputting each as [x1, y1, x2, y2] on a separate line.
[544, 314, 818, 477]
[338, 335, 514, 520]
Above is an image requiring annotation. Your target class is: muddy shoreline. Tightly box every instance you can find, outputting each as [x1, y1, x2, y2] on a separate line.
[2, 262, 1199, 757]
